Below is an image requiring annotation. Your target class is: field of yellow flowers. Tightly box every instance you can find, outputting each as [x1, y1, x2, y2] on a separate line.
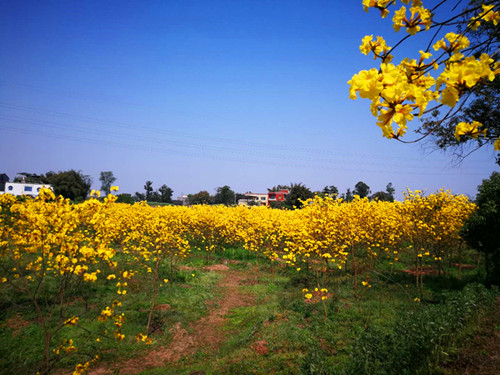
[0, 188, 494, 375]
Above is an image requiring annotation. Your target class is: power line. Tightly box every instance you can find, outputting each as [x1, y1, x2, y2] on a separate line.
[0, 113, 481, 171]
[0, 124, 490, 176]
[0, 100, 470, 164]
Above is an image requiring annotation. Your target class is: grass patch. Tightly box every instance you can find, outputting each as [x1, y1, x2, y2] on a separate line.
[1, 246, 497, 375]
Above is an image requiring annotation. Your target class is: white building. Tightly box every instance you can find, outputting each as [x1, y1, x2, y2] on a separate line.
[238, 192, 268, 206]
[1, 182, 53, 197]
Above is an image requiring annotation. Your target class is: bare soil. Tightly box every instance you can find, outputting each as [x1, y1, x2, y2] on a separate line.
[89, 265, 259, 375]
[3, 313, 30, 337]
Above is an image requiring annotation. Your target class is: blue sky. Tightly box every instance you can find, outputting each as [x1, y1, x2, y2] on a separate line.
[1, 0, 498, 200]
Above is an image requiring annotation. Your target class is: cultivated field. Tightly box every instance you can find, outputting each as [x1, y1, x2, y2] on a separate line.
[0, 189, 498, 374]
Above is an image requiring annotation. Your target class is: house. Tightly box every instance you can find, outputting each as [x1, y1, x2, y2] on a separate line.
[1, 182, 53, 197]
[239, 192, 268, 206]
[0, 173, 52, 197]
[267, 189, 289, 205]
[177, 195, 189, 206]
[238, 190, 289, 206]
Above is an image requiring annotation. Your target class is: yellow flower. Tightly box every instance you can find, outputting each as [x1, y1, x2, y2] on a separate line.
[64, 316, 79, 326]
[360, 35, 373, 55]
[305, 293, 313, 299]
[494, 137, 500, 151]
[454, 121, 486, 141]
[83, 272, 98, 282]
[418, 50, 432, 60]
[392, 6, 406, 32]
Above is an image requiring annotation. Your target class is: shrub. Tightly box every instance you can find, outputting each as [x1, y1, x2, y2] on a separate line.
[348, 283, 497, 375]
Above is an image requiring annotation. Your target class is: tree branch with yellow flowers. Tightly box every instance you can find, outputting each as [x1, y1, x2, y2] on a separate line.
[349, 0, 500, 162]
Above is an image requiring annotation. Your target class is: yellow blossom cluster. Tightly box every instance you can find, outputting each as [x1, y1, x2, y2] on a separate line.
[351, 0, 500, 151]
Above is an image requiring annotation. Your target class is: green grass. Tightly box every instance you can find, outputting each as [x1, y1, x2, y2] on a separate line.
[0, 247, 497, 375]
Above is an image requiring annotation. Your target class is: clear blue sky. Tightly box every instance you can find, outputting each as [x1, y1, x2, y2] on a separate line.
[1, 0, 498, 200]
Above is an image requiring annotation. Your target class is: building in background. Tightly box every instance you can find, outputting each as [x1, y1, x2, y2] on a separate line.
[267, 189, 289, 205]
[238, 190, 289, 206]
[240, 192, 268, 206]
[0, 173, 52, 197]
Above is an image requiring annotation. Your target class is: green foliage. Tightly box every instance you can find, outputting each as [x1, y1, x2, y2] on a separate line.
[343, 188, 354, 202]
[214, 185, 235, 206]
[386, 182, 395, 202]
[42, 170, 91, 201]
[134, 191, 146, 201]
[268, 184, 290, 192]
[158, 185, 173, 203]
[269, 201, 287, 209]
[371, 191, 391, 201]
[188, 191, 212, 205]
[144, 181, 154, 201]
[285, 183, 314, 208]
[0, 242, 495, 374]
[116, 193, 134, 204]
[369, 182, 395, 201]
[322, 185, 339, 197]
[348, 283, 497, 375]
[462, 171, 500, 286]
[353, 181, 371, 198]
[99, 171, 116, 195]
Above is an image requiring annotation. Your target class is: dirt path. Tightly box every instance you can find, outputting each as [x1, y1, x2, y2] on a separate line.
[89, 264, 258, 375]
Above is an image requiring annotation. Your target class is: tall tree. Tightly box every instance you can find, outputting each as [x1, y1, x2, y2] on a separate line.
[149, 191, 161, 202]
[462, 172, 500, 286]
[134, 192, 146, 202]
[343, 188, 354, 202]
[158, 185, 173, 203]
[214, 185, 235, 206]
[285, 182, 314, 209]
[371, 191, 391, 201]
[99, 171, 116, 195]
[188, 191, 211, 205]
[42, 170, 91, 201]
[144, 181, 154, 201]
[386, 182, 395, 202]
[322, 185, 339, 197]
[116, 193, 134, 204]
[354, 181, 371, 198]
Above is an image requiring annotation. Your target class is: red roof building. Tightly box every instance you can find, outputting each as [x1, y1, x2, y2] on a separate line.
[267, 189, 288, 205]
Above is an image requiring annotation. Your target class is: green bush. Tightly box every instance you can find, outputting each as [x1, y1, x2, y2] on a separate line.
[462, 171, 500, 286]
[348, 283, 497, 375]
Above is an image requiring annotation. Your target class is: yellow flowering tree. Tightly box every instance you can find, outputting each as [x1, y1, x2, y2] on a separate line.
[350, 0, 500, 162]
[398, 189, 475, 296]
[122, 204, 190, 334]
[0, 189, 121, 374]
